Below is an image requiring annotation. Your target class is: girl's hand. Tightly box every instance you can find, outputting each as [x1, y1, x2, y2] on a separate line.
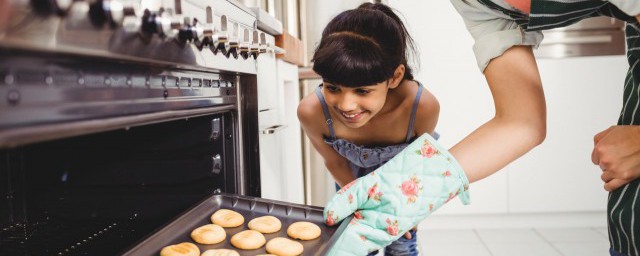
[403, 226, 418, 239]
[323, 133, 470, 255]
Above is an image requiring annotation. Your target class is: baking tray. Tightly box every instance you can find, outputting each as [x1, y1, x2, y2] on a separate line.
[122, 193, 351, 255]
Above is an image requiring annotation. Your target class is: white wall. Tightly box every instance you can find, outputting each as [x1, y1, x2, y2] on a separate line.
[303, 0, 368, 65]
[389, 0, 626, 217]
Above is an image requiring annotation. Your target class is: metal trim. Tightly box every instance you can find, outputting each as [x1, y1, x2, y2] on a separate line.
[0, 105, 236, 148]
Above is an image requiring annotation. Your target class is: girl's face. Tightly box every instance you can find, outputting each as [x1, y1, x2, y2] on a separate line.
[322, 81, 391, 129]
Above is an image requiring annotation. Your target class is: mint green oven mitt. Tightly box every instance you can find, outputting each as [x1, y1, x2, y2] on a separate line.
[324, 133, 471, 255]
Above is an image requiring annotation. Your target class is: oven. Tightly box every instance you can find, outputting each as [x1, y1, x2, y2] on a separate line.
[0, 0, 260, 253]
[0, 0, 349, 255]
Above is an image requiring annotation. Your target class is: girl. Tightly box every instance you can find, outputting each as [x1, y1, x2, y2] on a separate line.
[297, 3, 438, 255]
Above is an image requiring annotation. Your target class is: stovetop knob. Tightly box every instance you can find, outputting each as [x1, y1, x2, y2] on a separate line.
[31, 0, 74, 17]
[258, 32, 267, 54]
[211, 15, 229, 55]
[178, 18, 211, 49]
[250, 30, 260, 59]
[239, 28, 250, 60]
[225, 21, 239, 59]
[88, 0, 128, 28]
[140, 8, 179, 38]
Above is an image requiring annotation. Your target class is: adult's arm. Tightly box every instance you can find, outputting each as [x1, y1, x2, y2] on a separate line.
[448, 0, 547, 183]
[450, 46, 546, 183]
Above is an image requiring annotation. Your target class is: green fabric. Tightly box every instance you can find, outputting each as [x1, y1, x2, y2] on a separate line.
[528, 2, 640, 254]
[324, 133, 471, 255]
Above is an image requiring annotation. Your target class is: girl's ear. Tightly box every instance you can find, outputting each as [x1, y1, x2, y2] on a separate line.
[388, 64, 405, 89]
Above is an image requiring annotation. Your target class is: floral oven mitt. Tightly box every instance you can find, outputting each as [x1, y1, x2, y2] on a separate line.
[324, 133, 471, 255]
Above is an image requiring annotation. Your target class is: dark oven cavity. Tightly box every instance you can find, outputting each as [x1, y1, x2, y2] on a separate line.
[1, 113, 235, 255]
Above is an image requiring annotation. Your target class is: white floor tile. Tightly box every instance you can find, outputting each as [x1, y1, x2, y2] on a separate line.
[415, 227, 613, 256]
[536, 228, 607, 242]
[476, 228, 546, 243]
[417, 229, 483, 244]
[484, 242, 562, 256]
[553, 242, 610, 256]
[420, 242, 492, 256]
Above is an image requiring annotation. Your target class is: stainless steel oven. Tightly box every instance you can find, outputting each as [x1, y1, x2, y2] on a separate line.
[0, 0, 261, 252]
[0, 1, 348, 255]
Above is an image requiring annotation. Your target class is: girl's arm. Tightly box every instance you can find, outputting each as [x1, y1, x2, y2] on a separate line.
[297, 95, 356, 187]
[450, 46, 547, 183]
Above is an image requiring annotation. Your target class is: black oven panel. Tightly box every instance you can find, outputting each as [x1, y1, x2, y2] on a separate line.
[0, 113, 238, 255]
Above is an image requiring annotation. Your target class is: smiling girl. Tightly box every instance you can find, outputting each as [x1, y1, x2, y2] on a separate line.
[297, 3, 438, 255]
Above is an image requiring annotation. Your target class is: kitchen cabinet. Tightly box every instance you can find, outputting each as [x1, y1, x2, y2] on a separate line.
[257, 49, 304, 204]
[275, 59, 305, 204]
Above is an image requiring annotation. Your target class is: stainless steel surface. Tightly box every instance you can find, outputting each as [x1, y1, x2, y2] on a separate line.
[0, 52, 238, 142]
[1, 1, 270, 254]
[0, 0, 281, 72]
[0, 106, 235, 148]
[535, 16, 626, 58]
[235, 75, 260, 196]
[212, 154, 222, 174]
[1, 0, 265, 197]
[250, 7, 284, 35]
[212, 117, 222, 140]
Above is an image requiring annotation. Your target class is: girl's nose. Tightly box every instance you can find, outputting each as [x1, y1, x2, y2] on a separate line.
[337, 95, 358, 112]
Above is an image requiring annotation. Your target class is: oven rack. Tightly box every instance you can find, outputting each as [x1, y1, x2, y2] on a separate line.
[0, 214, 141, 255]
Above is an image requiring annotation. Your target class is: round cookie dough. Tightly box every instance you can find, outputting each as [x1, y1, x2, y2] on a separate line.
[230, 230, 266, 250]
[266, 237, 304, 256]
[201, 249, 240, 256]
[287, 221, 321, 240]
[211, 209, 245, 228]
[159, 242, 200, 256]
[190, 224, 226, 244]
[248, 216, 282, 234]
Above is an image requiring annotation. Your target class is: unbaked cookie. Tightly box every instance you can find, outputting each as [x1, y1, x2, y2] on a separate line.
[190, 224, 226, 244]
[230, 230, 266, 250]
[248, 216, 282, 234]
[159, 242, 200, 256]
[211, 209, 245, 228]
[266, 237, 304, 256]
[287, 221, 321, 240]
[201, 249, 240, 256]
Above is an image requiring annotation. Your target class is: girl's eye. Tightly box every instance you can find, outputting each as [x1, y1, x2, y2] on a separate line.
[325, 85, 339, 92]
[355, 89, 370, 95]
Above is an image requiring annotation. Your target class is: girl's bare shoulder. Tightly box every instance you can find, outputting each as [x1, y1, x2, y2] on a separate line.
[297, 91, 328, 135]
[414, 82, 440, 134]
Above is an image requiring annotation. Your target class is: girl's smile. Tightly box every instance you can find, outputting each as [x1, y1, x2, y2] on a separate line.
[339, 110, 366, 123]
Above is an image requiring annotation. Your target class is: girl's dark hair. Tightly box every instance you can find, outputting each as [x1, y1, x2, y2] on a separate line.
[312, 3, 418, 87]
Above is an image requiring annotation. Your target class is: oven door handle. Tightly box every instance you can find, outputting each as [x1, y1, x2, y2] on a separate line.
[261, 125, 287, 134]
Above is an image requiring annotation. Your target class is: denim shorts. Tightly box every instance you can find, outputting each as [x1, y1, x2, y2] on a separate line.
[610, 248, 627, 256]
[365, 229, 419, 256]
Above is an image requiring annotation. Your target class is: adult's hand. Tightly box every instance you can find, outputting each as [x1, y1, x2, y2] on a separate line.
[592, 125, 640, 191]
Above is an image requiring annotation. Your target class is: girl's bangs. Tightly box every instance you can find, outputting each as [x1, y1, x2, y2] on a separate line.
[312, 38, 394, 87]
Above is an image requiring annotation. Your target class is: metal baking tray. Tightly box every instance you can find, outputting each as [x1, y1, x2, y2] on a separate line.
[122, 193, 351, 255]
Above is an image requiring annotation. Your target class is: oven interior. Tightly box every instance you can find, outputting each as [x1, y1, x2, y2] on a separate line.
[1, 113, 236, 255]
